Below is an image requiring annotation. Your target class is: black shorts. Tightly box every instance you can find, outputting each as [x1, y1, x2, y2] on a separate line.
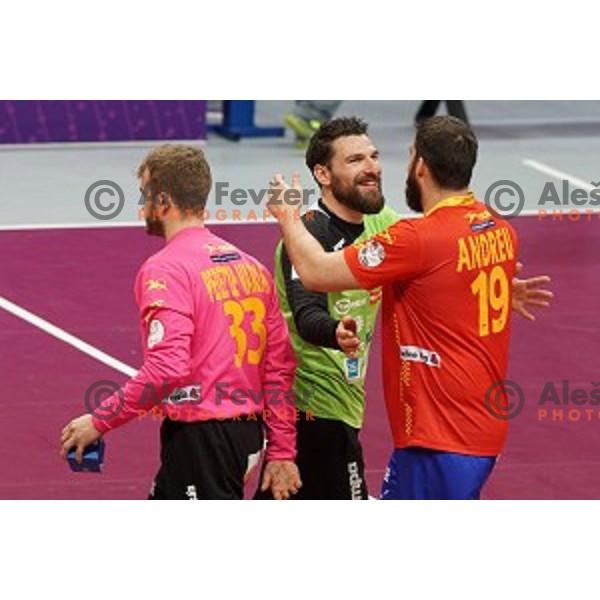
[254, 413, 368, 500]
[149, 417, 263, 500]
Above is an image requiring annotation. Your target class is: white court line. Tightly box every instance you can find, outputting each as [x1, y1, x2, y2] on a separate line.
[523, 159, 597, 192]
[0, 295, 137, 377]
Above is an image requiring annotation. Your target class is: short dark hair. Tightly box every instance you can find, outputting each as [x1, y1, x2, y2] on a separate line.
[138, 144, 212, 213]
[414, 116, 478, 189]
[306, 116, 369, 180]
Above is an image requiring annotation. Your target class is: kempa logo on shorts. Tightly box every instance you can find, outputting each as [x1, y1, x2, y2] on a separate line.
[333, 296, 368, 315]
[400, 345, 442, 368]
[348, 462, 363, 500]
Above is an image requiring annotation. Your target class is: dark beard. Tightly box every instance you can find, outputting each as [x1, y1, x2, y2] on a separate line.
[330, 174, 385, 215]
[145, 204, 166, 237]
[405, 162, 424, 213]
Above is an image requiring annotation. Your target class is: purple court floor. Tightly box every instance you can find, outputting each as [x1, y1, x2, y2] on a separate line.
[0, 217, 598, 499]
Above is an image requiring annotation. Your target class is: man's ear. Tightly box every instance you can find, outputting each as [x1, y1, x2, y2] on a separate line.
[156, 193, 174, 217]
[415, 156, 427, 180]
[160, 193, 175, 208]
[314, 164, 330, 188]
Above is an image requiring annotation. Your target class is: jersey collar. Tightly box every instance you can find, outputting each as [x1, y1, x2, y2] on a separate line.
[425, 192, 476, 217]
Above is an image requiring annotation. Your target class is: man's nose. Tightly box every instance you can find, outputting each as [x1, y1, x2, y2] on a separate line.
[364, 159, 381, 176]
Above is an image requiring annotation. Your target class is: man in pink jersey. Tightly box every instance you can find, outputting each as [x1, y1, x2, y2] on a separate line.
[60, 144, 301, 500]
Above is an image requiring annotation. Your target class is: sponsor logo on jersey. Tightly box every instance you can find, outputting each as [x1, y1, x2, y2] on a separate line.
[210, 252, 241, 263]
[470, 219, 496, 233]
[205, 243, 241, 264]
[358, 240, 385, 268]
[146, 279, 168, 292]
[205, 242, 237, 253]
[334, 296, 368, 315]
[465, 210, 494, 224]
[147, 319, 165, 349]
[344, 357, 362, 382]
[400, 345, 441, 368]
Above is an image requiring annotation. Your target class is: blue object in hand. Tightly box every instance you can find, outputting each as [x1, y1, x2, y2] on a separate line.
[67, 439, 105, 473]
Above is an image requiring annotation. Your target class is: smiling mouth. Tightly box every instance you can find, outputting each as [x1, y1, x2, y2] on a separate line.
[358, 180, 380, 188]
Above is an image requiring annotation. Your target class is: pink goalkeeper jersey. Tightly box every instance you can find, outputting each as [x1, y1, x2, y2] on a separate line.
[91, 226, 297, 461]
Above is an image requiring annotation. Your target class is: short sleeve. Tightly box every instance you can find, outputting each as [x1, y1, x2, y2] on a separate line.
[343, 219, 425, 289]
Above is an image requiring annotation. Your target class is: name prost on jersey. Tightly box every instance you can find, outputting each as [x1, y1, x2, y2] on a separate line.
[456, 226, 514, 273]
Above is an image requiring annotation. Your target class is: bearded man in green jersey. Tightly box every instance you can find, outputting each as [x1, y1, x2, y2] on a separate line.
[255, 117, 397, 499]
[255, 116, 551, 500]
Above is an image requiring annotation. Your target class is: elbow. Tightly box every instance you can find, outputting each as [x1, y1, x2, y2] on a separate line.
[144, 352, 191, 385]
[302, 278, 321, 292]
[295, 319, 318, 345]
[292, 255, 336, 292]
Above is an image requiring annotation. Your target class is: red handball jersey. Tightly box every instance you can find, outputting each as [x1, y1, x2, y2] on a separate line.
[344, 194, 518, 456]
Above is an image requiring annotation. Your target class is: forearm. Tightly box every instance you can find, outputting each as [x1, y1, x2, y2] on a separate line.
[262, 287, 299, 461]
[295, 306, 340, 349]
[91, 367, 158, 434]
[92, 311, 193, 433]
[279, 217, 360, 292]
[264, 406, 297, 461]
[262, 366, 297, 462]
[91, 354, 191, 434]
[280, 217, 328, 289]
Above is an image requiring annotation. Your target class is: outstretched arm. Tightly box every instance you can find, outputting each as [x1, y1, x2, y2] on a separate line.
[512, 263, 553, 321]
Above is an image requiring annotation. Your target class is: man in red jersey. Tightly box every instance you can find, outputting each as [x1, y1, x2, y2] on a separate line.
[267, 116, 533, 499]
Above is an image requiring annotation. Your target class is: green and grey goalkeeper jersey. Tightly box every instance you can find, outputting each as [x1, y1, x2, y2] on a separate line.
[275, 199, 399, 429]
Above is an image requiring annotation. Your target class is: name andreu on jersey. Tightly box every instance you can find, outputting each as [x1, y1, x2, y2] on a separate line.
[456, 211, 515, 273]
